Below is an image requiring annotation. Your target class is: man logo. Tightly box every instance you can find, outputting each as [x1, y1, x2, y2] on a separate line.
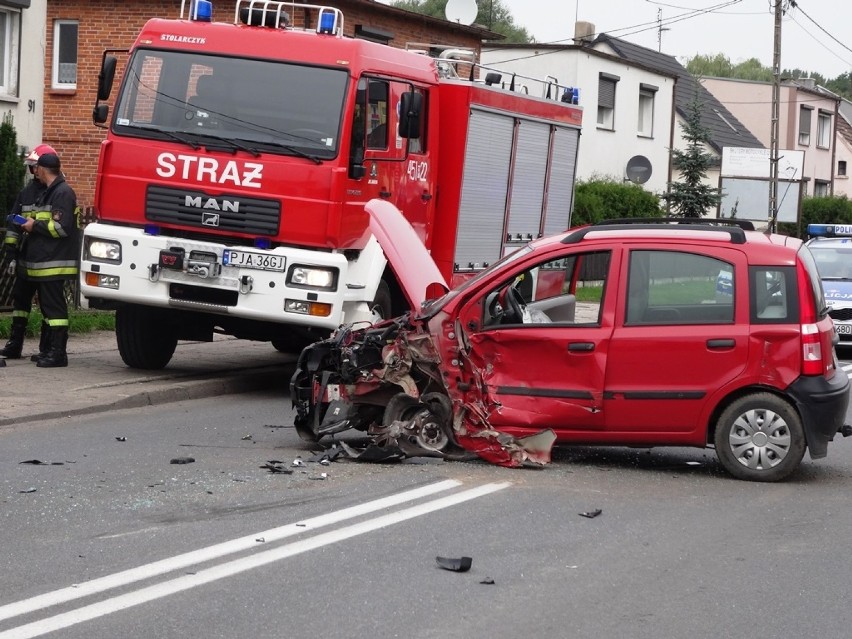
[202, 212, 220, 227]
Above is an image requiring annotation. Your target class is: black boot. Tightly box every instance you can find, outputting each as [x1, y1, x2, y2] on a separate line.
[30, 322, 51, 362]
[36, 326, 68, 368]
[0, 316, 27, 359]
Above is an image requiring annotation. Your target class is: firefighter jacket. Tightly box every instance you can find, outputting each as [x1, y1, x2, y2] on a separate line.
[3, 178, 47, 258]
[18, 175, 80, 281]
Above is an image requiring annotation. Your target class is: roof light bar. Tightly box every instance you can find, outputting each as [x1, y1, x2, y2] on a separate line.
[189, 0, 213, 21]
[807, 224, 852, 238]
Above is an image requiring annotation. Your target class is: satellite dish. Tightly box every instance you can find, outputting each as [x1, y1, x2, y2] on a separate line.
[625, 155, 653, 184]
[445, 0, 478, 26]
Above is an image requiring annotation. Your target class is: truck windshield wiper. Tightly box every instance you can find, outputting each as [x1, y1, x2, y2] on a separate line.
[196, 134, 261, 158]
[122, 124, 201, 150]
[253, 139, 324, 165]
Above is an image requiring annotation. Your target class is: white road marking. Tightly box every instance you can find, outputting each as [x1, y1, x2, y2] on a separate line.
[0, 481, 509, 639]
[842, 363, 852, 372]
[0, 479, 461, 624]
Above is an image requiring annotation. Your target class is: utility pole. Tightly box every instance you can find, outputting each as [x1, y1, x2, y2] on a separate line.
[768, 1, 785, 232]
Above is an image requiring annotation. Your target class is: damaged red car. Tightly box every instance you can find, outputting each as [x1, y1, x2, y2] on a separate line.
[290, 201, 850, 481]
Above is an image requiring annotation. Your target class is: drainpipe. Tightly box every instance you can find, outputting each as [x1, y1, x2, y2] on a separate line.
[831, 95, 840, 196]
[666, 76, 677, 214]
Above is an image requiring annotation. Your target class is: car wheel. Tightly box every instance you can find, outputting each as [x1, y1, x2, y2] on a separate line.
[383, 392, 453, 452]
[714, 392, 805, 482]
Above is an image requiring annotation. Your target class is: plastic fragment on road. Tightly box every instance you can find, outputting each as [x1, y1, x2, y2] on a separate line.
[19, 459, 64, 465]
[578, 509, 602, 518]
[260, 461, 294, 474]
[169, 457, 196, 465]
[436, 556, 473, 572]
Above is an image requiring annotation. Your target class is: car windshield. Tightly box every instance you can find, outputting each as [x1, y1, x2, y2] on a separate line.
[112, 49, 348, 160]
[419, 245, 534, 318]
[809, 244, 852, 280]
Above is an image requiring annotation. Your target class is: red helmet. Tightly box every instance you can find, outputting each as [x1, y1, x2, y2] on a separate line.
[25, 144, 57, 166]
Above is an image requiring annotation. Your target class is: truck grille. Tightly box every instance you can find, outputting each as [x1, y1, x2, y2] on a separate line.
[146, 186, 280, 236]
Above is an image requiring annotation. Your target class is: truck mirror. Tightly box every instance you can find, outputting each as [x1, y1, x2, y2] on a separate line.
[97, 56, 117, 101]
[92, 104, 110, 124]
[398, 91, 422, 139]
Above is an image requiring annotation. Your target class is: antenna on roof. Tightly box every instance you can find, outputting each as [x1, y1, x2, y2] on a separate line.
[656, 8, 670, 52]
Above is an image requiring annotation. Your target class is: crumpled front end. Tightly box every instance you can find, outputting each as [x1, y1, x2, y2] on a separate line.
[289, 314, 555, 467]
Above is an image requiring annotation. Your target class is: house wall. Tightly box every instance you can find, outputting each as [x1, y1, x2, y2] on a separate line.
[0, 0, 46, 156]
[43, 0, 485, 210]
[835, 135, 852, 198]
[703, 77, 836, 191]
[481, 46, 675, 195]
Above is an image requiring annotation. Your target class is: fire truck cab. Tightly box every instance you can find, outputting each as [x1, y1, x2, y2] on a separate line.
[82, 0, 582, 369]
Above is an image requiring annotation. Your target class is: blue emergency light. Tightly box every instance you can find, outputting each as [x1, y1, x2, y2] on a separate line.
[808, 223, 852, 238]
[254, 237, 272, 250]
[317, 8, 337, 34]
[189, 0, 213, 21]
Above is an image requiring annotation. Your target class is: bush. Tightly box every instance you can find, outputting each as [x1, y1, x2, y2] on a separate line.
[777, 195, 852, 238]
[572, 177, 663, 227]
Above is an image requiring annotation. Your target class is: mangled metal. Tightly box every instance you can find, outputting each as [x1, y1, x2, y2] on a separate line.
[290, 312, 556, 468]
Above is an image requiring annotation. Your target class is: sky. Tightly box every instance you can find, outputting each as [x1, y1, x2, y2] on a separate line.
[489, 0, 852, 79]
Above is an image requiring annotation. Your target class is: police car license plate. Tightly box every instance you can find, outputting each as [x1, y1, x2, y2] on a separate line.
[223, 250, 285, 272]
[836, 324, 852, 335]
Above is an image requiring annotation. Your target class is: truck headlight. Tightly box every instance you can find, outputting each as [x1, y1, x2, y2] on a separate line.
[287, 265, 337, 290]
[85, 238, 122, 264]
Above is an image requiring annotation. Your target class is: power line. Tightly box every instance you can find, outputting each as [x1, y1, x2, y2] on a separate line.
[789, 0, 852, 58]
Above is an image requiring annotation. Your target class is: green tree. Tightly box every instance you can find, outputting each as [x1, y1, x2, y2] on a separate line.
[0, 112, 25, 216]
[391, 0, 533, 43]
[572, 177, 662, 226]
[664, 97, 721, 217]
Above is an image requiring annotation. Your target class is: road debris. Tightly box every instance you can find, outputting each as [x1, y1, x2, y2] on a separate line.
[578, 509, 602, 519]
[260, 461, 294, 474]
[169, 457, 196, 465]
[436, 556, 473, 572]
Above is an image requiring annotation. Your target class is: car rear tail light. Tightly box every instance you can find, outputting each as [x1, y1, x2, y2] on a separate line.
[798, 261, 825, 376]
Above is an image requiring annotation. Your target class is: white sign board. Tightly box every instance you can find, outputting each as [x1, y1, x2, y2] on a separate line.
[721, 147, 805, 180]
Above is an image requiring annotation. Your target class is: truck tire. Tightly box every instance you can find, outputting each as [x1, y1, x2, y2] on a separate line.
[713, 392, 805, 482]
[116, 306, 178, 370]
[371, 280, 392, 321]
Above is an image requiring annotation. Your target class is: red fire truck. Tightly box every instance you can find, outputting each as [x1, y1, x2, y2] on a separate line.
[82, 0, 583, 369]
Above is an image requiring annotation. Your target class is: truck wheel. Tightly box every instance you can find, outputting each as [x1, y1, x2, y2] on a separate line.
[116, 306, 178, 370]
[713, 392, 805, 482]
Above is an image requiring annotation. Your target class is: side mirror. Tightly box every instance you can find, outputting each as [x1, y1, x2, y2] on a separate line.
[397, 91, 422, 139]
[97, 55, 117, 101]
[92, 104, 110, 124]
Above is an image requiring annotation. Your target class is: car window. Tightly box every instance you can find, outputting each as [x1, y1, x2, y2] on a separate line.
[750, 266, 797, 322]
[626, 250, 734, 325]
[481, 250, 611, 327]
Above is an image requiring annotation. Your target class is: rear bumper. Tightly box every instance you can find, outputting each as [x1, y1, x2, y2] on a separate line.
[787, 368, 850, 459]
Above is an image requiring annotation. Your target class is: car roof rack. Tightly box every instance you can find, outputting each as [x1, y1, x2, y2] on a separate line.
[563, 217, 752, 245]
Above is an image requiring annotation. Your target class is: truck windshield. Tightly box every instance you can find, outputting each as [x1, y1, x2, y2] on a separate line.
[112, 49, 348, 160]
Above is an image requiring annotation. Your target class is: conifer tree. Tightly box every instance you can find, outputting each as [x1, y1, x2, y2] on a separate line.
[665, 97, 722, 217]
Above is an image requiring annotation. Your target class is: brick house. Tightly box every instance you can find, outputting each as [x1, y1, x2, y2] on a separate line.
[42, 0, 496, 213]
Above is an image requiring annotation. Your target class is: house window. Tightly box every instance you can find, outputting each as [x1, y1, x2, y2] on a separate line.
[798, 106, 812, 146]
[814, 180, 829, 197]
[52, 20, 78, 90]
[597, 73, 618, 131]
[817, 111, 831, 148]
[840, 160, 848, 177]
[638, 84, 656, 137]
[0, 8, 21, 97]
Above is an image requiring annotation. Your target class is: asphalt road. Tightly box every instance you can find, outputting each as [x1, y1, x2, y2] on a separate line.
[3, 390, 852, 639]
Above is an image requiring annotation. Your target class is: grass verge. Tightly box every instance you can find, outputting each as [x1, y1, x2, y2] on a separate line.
[0, 310, 116, 339]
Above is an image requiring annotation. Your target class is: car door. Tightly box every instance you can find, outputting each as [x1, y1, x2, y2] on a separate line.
[455, 247, 620, 439]
[603, 245, 751, 440]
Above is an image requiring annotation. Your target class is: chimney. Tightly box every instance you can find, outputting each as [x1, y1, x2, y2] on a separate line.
[573, 21, 595, 46]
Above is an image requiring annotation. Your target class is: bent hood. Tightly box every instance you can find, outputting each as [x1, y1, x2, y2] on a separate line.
[367, 199, 449, 312]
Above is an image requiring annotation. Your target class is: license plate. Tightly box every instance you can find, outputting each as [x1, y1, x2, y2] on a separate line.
[836, 323, 852, 335]
[223, 250, 285, 272]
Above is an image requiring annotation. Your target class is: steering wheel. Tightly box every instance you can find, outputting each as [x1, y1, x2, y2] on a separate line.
[502, 285, 526, 324]
[486, 291, 505, 325]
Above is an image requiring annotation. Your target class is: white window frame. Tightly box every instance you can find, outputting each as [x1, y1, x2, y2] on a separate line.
[637, 85, 656, 138]
[52, 19, 78, 90]
[817, 111, 831, 149]
[814, 180, 829, 197]
[0, 8, 21, 97]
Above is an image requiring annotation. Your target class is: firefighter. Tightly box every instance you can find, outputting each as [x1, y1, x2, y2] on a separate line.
[1, 144, 56, 362]
[16, 152, 80, 367]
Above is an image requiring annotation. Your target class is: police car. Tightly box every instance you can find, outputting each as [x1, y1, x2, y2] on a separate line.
[806, 223, 852, 341]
